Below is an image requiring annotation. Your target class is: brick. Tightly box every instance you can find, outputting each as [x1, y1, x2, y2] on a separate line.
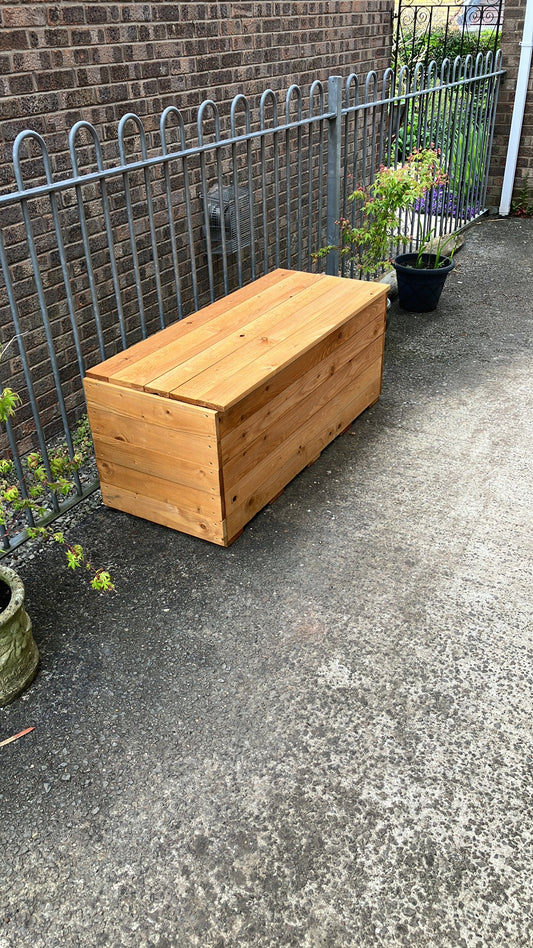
[2, 7, 48, 28]
[36, 69, 75, 93]
[42, 29, 70, 48]
[0, 30, 30, 52]
[9, 73, 35, 95]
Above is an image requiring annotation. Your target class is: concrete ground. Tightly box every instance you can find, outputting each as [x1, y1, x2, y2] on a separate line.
[1, 217, 532, 948]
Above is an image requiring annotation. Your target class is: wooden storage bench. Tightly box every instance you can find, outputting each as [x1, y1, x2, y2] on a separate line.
[84, 269, 388, 546]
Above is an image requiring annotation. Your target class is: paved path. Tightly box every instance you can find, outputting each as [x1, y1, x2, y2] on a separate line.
[1, 217, 532, 947]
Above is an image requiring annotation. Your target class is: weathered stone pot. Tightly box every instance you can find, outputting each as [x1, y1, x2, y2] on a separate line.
[0, 564, 38, 706]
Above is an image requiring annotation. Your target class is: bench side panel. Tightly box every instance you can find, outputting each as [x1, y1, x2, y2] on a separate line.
[220, 299, 386, 544]
[84, 377, 226, 545]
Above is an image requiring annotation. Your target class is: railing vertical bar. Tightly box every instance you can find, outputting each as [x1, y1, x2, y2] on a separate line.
[12, 133, 81, 496]
[230, 108, 244, 289]
[121, 113, 166, 330]
[143, 157, 166, 331]
[198, 101, 223, 303]
[182, 148, 199, 313]
[13, 133, 86, 386]
[160, 107, 185, 320]
[466, 60, 485, 219]
[44, 178, 86, 384]
[295, 94, 304, 272]
[378, 69, 394, 168]
[118, 114, 148, 339]
[259, 92, 273, 275]
[365, 72, 379, 186]
[316, 111, 325, 273]
[480, 51, 503, 211]
[307, 81, 324, 273]
[230, 95, 253, 288]
[326, 76, 343, 277]
[215, 140, 229, 297]
[70, 121, 127, 350]
[0, 232, 49, 526]
[343, 74, 360, 279]
[69, 123, 106, 363]
[245, 110, 257, 282]
[285, 86, 302, 269]
[456, 57, 476, 222]
[437, 58, 458, 233]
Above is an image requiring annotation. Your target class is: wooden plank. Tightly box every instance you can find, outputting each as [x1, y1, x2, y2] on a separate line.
[84, 377, 215, 437]
[221, 337, 384, 485]
[85, 268, 294, 383]
[98, 459, 222, 520]
[87, 404, 218, 467]
[218, 298, 386, 436]
[179, 282, 387, 410]
[146, 275, 336, 398]
[109, 270, 321, 391]
[220, 309, 385, 458]
[93, 437, 220, 494]
[100, 482, 226, 546]
[224, 367, 383, 542]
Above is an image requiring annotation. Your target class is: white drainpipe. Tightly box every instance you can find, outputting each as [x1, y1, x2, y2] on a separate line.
[499, 0, 533, 215]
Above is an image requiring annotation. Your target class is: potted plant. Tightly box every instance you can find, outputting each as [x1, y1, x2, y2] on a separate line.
[0, 381, 113, 706]
[314, 147, 456, 311]
[392, 234, 456, 313]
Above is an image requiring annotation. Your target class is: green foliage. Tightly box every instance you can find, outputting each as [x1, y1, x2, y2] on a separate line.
[314, 148, 447, 278]
[0, 379, 114, 591]
[413, 232, 458, 269]
[397, 26, 499, 72]
[0, 388, 21, 424]
[392, 90, 488, 213]
[511, 181, 533, 218]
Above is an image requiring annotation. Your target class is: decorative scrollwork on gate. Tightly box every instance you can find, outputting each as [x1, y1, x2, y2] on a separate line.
[393, 1, 504, 73]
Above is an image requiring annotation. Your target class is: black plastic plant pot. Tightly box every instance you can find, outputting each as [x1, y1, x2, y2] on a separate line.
[393, 252, 455, 312]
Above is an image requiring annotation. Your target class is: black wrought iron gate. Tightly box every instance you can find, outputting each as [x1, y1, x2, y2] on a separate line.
[393, 1, 505, 72]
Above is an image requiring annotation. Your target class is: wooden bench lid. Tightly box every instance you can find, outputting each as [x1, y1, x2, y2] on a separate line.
[85, 269, 387, 412]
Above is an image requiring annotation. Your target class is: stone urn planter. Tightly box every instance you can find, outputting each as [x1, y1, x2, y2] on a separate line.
[0, 564, 38, 706]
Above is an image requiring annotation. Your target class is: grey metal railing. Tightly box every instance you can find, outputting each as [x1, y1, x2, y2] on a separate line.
[0, 54, 504, 553]
[337, 51, 503, 280]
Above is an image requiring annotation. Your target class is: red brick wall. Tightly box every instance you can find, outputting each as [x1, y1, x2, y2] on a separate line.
[1, 2, 394, 187]
[488, 0, 533, 208]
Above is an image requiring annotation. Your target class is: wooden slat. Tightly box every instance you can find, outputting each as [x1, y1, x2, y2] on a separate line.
[224, 365, 383, 542]
[98, 459, 221, 520]
[108, 270, 320, 391]
[84, 377, 215, 437]
[100, 482, 226, 546]
[93, 437, 220, 494]
[85, 268, 295, 383]
[221, 336, 384, 485]
[220, 308, 385, 456]
[146, 275, 336, 398]
[87, 404, 218, 467]
[218, 297, 386, 436]
[176, 281, 387, 410]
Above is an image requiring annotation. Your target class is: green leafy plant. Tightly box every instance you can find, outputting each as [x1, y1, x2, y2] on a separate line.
[510, 180, 533, 218]
[397, 25, 500, 72]
[410, 231, 458, 269]
[392, 92, 489, 215]
[0, 383, 113, 591]
[314, 147, 448, 278]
